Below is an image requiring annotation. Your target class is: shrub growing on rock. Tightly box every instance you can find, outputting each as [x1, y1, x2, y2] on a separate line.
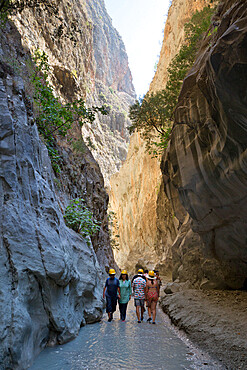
[31, 49, 108, 172]
[64, 198, 101, 243]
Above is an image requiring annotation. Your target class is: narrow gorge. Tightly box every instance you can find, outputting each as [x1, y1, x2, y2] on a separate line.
[0, 0, 134, 367]
[111, 0, 247, 290]
[0, 0, 247, 369]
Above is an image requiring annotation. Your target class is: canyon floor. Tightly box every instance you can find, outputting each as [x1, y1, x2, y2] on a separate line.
[160, 289, 247, 369]
[30, 299, 221, 369]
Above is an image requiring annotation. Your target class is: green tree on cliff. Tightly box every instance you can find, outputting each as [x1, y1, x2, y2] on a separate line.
[128, 5, 216, 157]
[32, 50, 108, 173]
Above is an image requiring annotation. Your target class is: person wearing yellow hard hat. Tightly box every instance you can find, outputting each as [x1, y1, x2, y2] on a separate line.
[132, 268, 147, 323]
[131, 268, 146, 284]
[146, 270, 160, 324]
[103, 268, 121, 322]
[118, 270, 131, 321]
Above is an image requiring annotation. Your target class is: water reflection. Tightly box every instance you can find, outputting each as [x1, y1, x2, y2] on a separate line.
[30, 301, 222, 370]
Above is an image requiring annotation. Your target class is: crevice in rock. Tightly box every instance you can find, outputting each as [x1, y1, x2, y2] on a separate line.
[2, 237, 18, 365]
[32, 272, 60, 344]
[34, 226, 48, 275]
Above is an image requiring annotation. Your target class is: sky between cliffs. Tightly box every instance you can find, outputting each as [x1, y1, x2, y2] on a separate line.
[104, 0, 171, 97]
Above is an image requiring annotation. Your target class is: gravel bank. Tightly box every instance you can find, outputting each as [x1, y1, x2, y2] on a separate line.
[160, 290, 247, 369]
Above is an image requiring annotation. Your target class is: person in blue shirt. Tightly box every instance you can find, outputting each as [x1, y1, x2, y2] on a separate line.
[118, 270, 131, 321]
[103, 268, 120, 322]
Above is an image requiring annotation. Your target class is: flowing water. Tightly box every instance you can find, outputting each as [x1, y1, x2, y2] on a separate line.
[30, 300, 223, 370]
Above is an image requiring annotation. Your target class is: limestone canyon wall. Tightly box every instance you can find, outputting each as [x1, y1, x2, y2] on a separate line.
[162, 0, 247, 289]
[0, 31, 103, 368]
[13, 0, 135, 186]
[110, 0, 210, 275]
[10, 0, 121, 274]
[0, 0, 136, 367]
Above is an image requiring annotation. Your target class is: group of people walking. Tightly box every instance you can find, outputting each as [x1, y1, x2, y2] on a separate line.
[103, 268, 161, 324]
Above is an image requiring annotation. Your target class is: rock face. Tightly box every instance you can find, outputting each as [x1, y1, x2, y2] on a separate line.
[150, 0, 210, 94]
[83, 0, 136, 186]
[0, 1, 125, 367]
[0, 56, 103, 369]
[10, 0, 117, 273]
[109, 0, 210, 275]
[111, 0, 247, 289]
[110, 132, 164, 272]
[163, 0, 247, 289]
[13, 0, 135, 186]
[160, 289, 247, 369]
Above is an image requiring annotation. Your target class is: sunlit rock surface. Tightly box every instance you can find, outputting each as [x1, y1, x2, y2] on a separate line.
[110, 132, 163, 272]
[109, 0, 210, 275]
[163, 0, 247, 289]
[9, 0, 118, 272]
[0, 1, 126, 366]
[150, 0, 210, 94]
[13, 0, 135, 186]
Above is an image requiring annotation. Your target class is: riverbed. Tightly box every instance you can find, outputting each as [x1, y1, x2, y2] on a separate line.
[30, 300, 223, 369]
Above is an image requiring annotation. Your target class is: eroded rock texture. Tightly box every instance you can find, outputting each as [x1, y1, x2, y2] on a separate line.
[0, 15, 115, 370]
[0, 64, 103, 368]
[109, 0, 209, 275]
[163, 0, 247, 289]
[13, 0, 135, 186]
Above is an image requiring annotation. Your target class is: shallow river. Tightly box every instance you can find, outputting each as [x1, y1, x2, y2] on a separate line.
[30, 300, 222, 370]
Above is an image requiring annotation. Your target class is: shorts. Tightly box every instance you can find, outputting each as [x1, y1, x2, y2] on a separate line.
[106, 296, 117, 313]
[134, 298, 145, 307]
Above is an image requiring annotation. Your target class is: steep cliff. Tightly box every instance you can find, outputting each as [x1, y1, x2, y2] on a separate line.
[83, 0, 135, 185]
[10, 0, 119, 272]
[0, 0, 134, 366]
[163, 0, 247, 289]
[0, 29, 103, 368]
[13, 0, 135, 186]
[109, 0, 210, 275]
[110, 0, 247, 289]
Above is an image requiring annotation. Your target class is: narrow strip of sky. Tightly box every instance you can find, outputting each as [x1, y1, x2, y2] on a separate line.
[104, 0, 171, 97]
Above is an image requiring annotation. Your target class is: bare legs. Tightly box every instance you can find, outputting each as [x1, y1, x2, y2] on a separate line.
[151, 301, 157, 323]
[136, 306, 145, 322]
[141, 306, 145, 320]
[147, 301, 157, 323]
[147, 306, 152, 320]
[136, 306, 140, 321]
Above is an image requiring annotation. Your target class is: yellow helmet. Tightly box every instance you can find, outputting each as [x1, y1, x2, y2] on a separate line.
[109, 268, 116, 275]
[138, 268, 144, 274]
[121, 270, 127, 274]
[148, 270, 155, 277]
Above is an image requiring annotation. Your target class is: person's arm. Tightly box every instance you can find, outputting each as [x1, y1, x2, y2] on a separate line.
[118, 286, 121, 299]
[117, 279, 121, 299]
[157, 282, 160, 297]
[144, 282, 147, 300]
[128, 281, 132, 300]
[103, 279, 108, 298]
